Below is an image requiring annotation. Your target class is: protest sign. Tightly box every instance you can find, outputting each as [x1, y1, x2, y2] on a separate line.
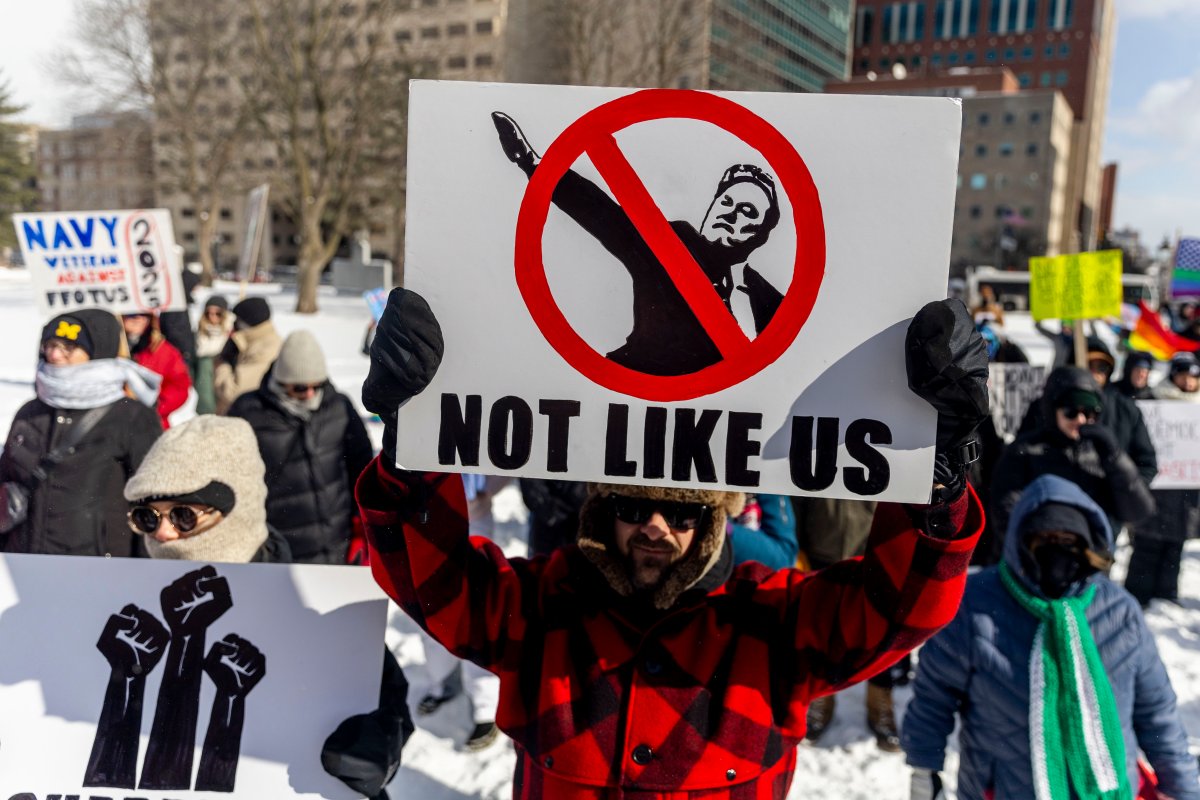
[988, 363, 1046, 441]
[1137, 400, 1200, 489]
[397, 81, 962, 501]
[0, 554, 387, 798]
[1029, 250, 1123, 322]
[14, 210, 187, 319]
[238, 184, 271, 284]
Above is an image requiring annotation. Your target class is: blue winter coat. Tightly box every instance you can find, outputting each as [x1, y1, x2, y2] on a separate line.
[727, 493, 798, 569]
[902, 475, 1200, 800]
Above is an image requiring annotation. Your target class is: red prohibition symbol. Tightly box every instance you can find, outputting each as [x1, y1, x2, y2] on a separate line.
[513, 89, 826, 402]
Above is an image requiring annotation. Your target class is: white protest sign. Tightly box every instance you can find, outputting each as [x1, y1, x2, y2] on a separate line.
[0, 555, 388, 798]
[988, 363, 1047, 442]
[398, 81, 962, 501]
[238, 184, 271, 284]
[13, 209, 187, 318]
[1137, 400, 1200, 489]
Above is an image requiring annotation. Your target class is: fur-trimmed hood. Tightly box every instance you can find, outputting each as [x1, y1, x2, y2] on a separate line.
[576, 483, 745, 609]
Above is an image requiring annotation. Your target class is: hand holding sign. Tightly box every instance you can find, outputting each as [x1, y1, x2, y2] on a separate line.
[362, 287, 444, 463]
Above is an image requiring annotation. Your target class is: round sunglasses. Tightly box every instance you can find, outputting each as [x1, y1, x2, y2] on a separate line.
[127, 504, 220, 536]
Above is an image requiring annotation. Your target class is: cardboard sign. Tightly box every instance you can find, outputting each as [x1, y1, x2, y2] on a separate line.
[237, 185, 271, 283]
[0, 555, 388, 798]
[1137, 400, 1200, 489]
[398, 81, 962, 501]
[13, 210, 187, 319]
[1029, 250, 1123, 322]
[988, 363, 1047, 441]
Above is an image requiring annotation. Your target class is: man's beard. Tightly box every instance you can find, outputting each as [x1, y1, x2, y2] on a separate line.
[624, 533, 683, 590]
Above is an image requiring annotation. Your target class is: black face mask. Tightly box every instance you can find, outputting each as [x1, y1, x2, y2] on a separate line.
[1033, 544, 1090, 598]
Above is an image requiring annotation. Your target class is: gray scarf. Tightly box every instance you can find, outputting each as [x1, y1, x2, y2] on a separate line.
[35, 359, 161, 409]
[267, 376, 323, 421]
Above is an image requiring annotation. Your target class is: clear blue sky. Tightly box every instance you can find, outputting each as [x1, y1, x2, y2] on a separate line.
[1, 0, 1196, 245]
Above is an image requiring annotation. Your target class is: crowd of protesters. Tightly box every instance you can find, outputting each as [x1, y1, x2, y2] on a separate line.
[1, 282, 1198, 800]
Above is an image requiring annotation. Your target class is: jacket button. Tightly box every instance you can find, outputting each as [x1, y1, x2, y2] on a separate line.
[543, 755, 553, 768]
[726, 768, 737, 781]
[55, 416, 65, 424]
[631, 744, 653, 765]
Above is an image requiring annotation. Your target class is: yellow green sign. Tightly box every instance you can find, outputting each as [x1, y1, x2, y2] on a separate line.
[1029, 250, 1123, 321]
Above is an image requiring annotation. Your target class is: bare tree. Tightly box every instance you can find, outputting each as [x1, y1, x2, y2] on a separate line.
[557, 0, 707, 89]
[242, 0, 414, 312]
[58, 0, 254, 284]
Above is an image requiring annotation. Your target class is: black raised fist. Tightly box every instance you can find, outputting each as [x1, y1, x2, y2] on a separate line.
[160, 565, 232, 634]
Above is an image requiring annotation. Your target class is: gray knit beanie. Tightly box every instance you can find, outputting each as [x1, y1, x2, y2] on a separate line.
[273, 330, 328, 385]
[125, 415, 268, 563]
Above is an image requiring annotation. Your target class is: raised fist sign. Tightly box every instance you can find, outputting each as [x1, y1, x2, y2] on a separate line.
[95, 603, 170, 679]
[204, 634, 266, 698]
[160, 565, 232, 634]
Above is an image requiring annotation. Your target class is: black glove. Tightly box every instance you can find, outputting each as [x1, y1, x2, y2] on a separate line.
[218, 336, 240, 365]
[321, 708, 408, 799]
[906, 299, 990, 495]
[361, 288, 444, 465]
[1079, 423, 1119, 461]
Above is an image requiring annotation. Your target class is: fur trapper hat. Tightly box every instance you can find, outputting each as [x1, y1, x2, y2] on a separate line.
[576, 483, 745, 610]
[125, 415, 268, 563]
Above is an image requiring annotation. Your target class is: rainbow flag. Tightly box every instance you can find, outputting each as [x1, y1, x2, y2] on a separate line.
[1128, 300, 1200, 361]
[1171, 237, 1200, 298]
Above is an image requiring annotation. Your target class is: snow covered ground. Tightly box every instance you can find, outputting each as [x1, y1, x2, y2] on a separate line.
[1, 267, 1197, 799]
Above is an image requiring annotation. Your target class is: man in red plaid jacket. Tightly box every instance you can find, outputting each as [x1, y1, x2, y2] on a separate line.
[358, 291, 990, 799]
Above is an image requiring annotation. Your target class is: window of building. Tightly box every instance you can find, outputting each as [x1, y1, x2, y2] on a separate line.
[420, 25, 439, 38]
[447, 22, 467, 36]
[447, 55, 467, 69]
[475, 19, 493, 34]
[1049, 0, 1074, 30]
[995, 173, 1009, 189]
[970, 173, 987, 189]
[986, 49, 996, 61]
[990, 0, 1038, 34]
[395, 29, 411, 43]
[999, 142, 1014, 156]
[1059, 43, 1070, 58]
[181, 208, 195, 218]
[474, 53, 494, 68]
[1021, 46, 1034, 60]
[970, 205, 983, 219]
[220, 208, 233, 220]
[1026, 142, 1039, 156]
[1003, 112, 1015, 125]
[978, 112, 990, 126]
[963, 51, 976, 63]
[947, 52, 959, 65]
[1044, 45, 1055, 58]
[1039, 71, 1052, 86]
[934, 0, 980, 38]
[882, 1, 925, 44]
[858, 58, 870, 70]
[1055, 70, 1069, 86]
[975, 143, 987, 157]
[1022, 206, 1035, 219]
[183, 232, 196, 243]
[880, 57, 891, 68]
[995, 205, 1010, 219]
[930, 54, 942, 66]
[1003, 47, 1015, 61]
[855, 6, 875, 47]
[421, 0, 437, 6]
[1030, 110, 1042, 123]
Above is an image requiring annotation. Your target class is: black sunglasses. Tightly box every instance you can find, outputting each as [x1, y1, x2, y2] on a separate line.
[606, 494, 709, 531]
[1058, 406, 1099, 422]
[127, 504, 217, 535]
[286, 382, 322, 396]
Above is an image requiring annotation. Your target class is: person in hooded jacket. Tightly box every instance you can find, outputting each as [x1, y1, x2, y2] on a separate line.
[1016, 337, 1158, 487]
[214, 297, 282, 415]
[902, 475, 1200, 800]
[1, 310, 162, 557]
[1125, 353, 1200, 607]
[992, 365, 1155, 538]
[228, 330, 373, 564]
[194, 294, 233, 415]
[1112, 350, 1156, 401]
[354, 289, 990, 800]
[123, 415, 412, 798]
[123, 312, 192, 429]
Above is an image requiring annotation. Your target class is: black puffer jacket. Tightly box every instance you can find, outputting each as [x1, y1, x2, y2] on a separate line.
[1, 398, 162, 556]
[992, 367, 1156, 537]
[229, 380, 373, 563]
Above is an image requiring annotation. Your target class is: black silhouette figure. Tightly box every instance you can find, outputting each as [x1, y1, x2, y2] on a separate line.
[84, 604, 170, 788]
[196, 634, 266, 791]
[139, 565, 232, 790]
[492, 111, 785, 376]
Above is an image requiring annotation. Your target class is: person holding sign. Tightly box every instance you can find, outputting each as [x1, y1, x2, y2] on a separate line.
[356, 288, 989, 799]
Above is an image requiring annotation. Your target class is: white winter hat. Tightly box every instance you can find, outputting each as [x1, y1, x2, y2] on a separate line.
[273, 330, 328, 385]
[125, 415, 268, 563]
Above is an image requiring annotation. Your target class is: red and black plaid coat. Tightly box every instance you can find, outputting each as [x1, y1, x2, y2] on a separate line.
[358, 459, 983, 800]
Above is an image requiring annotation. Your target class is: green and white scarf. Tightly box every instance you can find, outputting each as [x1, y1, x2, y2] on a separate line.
[999, 561, 1131, 800]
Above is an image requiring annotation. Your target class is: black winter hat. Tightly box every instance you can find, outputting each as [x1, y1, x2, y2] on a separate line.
[232, 297, 271, 328]
[205, 294, 230, 312]
[41, 309, 123, 360]
[1170, 352, 1200, 378]
[1020, 501, 1092, 543]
